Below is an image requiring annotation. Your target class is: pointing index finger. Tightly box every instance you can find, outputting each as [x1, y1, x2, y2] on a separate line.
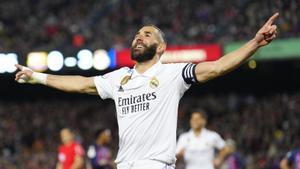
[15, 64, 23, 70]
[265, 12, 279, 26]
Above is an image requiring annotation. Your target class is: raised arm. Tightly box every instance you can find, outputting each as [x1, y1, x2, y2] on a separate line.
[14, 64, 98, 95]
[195, 13, 279, 83]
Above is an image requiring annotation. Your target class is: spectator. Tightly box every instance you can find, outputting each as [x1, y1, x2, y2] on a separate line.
[0, 0, 298, 53]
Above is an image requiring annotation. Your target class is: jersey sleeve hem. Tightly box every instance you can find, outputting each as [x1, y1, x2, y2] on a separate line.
[94, 76, 109, 99]
[181, 63, 201, 86]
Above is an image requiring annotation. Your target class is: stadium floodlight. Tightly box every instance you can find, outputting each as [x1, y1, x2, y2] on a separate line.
[0, 53, 18, 73]
[48, 51, 64, 71]
[27, 52, 48, 72]
[64, 57, 77, 67]
[77, 49, 93, 70]
[93, 49, 111, 70]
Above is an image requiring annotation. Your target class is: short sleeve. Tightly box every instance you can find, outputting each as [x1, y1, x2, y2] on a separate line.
[176, 134, 187, 154]
[213, 133, 226, 150]
[181, 63, 199, 85]
[74, 144, 85, 156]
[94, 72, 115, 99]
[57, 147, 63, 161]
[166, 63, 192, 95]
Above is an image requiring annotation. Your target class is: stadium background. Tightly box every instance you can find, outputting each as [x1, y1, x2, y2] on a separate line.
[0, 0, 299, 168]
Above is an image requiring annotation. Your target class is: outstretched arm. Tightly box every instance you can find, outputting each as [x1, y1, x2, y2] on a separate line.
[195, 13, 279, 83]
[14, 64, 98, 95]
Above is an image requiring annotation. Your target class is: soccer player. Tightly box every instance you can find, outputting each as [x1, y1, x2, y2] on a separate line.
[176, 110, 234, 169]
[87, 128, 114, 169]
[57, 128, 85, 169]
[15, 13, 279, 169]
[221, 139, 245, 169]
[280, 148, 300, 169]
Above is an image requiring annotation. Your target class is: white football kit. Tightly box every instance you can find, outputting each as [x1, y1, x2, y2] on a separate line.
[94, 61, 197, 169]
[176, 128, 226, 169]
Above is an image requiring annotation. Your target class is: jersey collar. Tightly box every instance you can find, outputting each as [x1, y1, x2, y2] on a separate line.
[131, 60, 162, 78]
[189, 128, 206, 138]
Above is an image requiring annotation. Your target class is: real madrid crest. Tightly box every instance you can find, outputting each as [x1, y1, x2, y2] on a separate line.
[149, 77, 159, 89]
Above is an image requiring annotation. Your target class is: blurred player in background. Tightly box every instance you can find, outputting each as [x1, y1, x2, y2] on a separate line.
[176, 110, 234, 169]
[57, 128, 85, 169]
[280, 148, 300, 169]
[87, 128, 114, 169]
[220, 139, 245, 169]
[15, 13, 278, 169]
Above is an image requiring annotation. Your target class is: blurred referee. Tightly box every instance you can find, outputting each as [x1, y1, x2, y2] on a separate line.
[15, 13, 278, 169]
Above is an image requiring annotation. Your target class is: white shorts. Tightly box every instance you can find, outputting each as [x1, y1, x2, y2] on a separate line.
[117, 159, 175, 169]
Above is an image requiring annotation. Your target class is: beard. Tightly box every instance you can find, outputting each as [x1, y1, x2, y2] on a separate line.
[131, 43, 158, 63]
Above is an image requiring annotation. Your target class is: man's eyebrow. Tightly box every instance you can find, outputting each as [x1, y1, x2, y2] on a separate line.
[135, 30, 152, 36]
[145, 31, 152, 35]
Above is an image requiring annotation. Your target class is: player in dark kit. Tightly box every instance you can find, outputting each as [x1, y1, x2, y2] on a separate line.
[87, 129, 114, 169]
[280, 148, 300, 169]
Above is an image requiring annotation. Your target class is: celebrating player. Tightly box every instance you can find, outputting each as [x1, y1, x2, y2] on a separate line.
[15, 13, 279, 169]
[176, 110, 234, 169]
[56, 128, 85, 169]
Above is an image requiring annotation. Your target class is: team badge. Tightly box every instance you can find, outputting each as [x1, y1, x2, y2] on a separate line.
[150, 77, 159, 89]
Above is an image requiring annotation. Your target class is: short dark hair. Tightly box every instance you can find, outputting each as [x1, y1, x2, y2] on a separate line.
[191, 109, 208, 120]
[95, 128, 105, 139]
[145, 24, 166, 43]
[60, 127, 74, 133]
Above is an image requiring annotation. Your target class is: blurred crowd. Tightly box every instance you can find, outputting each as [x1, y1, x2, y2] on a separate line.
[0, 0, 299, 54]
[0, 93, 299, 169]
[0, 99, 117, 169]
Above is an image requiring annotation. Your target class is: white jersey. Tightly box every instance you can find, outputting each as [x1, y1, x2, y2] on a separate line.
[94, 61, 195, 165]
[176, 128, 226, 169]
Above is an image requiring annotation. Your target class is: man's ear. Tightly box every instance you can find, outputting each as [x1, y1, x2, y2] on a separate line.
[157, 43, 166, 56]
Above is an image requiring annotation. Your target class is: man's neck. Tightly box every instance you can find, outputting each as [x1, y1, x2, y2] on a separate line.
[135, 56, 159, 74]
[193, 128, 202, 136]
[64, 140, 74, 146]
[96, 140, 104, 146]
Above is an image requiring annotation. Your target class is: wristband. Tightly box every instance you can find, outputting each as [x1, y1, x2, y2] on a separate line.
[31, 72, 48, 85]
[18, 66, 48, 85]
